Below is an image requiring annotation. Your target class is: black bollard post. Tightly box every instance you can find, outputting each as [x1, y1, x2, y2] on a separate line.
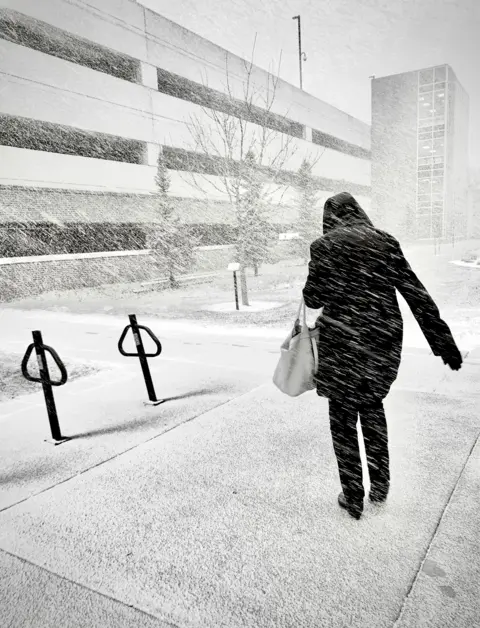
[118, 314, 164, 406]
[233, 270, 239, 311]
[228, 262, 241, 310]
[130, 314, 158, 404]
[21, 330, 69, 445]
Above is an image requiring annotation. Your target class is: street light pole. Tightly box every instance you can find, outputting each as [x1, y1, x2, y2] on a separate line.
[292, 15, 305, 90]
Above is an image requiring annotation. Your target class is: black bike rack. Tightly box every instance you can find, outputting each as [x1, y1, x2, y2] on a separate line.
[21, 330, 70, 445]
[118, 314, 164, 406]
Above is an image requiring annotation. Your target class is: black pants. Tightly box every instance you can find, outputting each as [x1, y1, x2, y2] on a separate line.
[329, 398, 390, 505]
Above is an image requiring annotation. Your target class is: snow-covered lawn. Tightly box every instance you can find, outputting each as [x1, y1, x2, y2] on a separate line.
[2, 242, 480, 330]
[0, 351, 102, 403]
[451, 260, 480, 268]
[202, 301, 285, 313]
[1, 258, 309, 327]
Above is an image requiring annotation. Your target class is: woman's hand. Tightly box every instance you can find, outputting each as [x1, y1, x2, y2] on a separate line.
[441, 346, 463, 371]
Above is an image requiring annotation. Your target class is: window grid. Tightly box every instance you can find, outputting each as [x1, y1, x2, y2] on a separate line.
[415, 66, 448, 239]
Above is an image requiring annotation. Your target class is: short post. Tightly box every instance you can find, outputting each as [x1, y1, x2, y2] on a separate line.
[228, 262, 241, 310]
[132, 315, 157, 403]
[21, 330, 69, 445]
[118, 314, 164, 406]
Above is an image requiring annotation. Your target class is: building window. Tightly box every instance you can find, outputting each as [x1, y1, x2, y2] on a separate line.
[419, 118, 434, 129]
[433, 138, 445, 154]
[419, 94, 433, 108]
[0, 114, 145, 164]
[417, 195, 431, 206]
[419, 85, 434, 95]
[418, 179, 431, 194]
[417, 203, 431, 215]
[434, 66, 447, 83]
[418, 140, 434, 158]
[0, 9, 139, 83]
[419, 108, 433, 121]
[419, 68, 434, 85]
[433, 93, 446, 116]
[431, 177, 443, 193]
[418, 130, 432, 141]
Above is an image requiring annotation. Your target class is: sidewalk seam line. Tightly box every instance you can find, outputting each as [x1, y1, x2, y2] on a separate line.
[0, 381, 269, 514]
[392, 428, 480, 627]
[0, 547, 181, 628]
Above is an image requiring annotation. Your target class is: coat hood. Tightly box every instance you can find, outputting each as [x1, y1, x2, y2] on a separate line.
[323, 192, 374, 234]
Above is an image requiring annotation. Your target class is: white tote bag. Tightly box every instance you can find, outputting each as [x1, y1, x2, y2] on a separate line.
[272, 297, 319, 397]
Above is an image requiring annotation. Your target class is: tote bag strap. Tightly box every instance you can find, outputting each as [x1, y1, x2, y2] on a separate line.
[296, 296, 307, 327]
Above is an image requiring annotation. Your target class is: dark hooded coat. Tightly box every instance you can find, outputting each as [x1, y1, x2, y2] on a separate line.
[302, 192, 459, 403]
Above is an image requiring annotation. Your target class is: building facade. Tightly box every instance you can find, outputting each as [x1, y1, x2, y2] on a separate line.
[371, 64, 470, 242]
[467, 170, 480, 239]
[0, 0, 371, 297]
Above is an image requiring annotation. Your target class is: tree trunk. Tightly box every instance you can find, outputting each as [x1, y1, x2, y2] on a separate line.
[169, 271, 178, 290]
[240, 266, 249, 306]
[253, 263, 259, 277]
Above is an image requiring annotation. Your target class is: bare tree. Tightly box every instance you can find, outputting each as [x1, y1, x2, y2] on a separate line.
[184, 42, 301, 305]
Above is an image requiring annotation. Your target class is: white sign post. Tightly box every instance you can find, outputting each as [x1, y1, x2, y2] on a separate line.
[227, 263, 241, 310]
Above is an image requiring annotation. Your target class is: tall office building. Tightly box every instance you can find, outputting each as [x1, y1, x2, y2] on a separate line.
[371, 64, 470, 241]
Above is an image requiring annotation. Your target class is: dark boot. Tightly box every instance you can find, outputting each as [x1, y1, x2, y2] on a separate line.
[338, 492, 363, 520]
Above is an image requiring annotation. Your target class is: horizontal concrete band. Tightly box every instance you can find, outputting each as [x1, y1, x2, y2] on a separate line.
[0, 246, 233, 266]
[0, 145, 371, 198]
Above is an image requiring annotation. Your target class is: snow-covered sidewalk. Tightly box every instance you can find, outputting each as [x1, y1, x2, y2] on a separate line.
[1, 354, 479, 628]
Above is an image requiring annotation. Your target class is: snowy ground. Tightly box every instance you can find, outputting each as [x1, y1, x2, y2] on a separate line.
[3, 243, 480, 340]
[202, 300, 285, 312]
[450, 260, 480, 268]
[1, 243, 480, 627]
[0, 306, 479, 628]
[0, 350, 103, 403]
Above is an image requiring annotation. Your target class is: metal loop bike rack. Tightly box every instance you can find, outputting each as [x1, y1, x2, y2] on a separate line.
[118, 314, 164, 405]
[21, 330, 70, 444]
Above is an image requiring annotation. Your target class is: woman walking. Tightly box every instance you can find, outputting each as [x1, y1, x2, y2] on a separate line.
[303, 192, 463, 520]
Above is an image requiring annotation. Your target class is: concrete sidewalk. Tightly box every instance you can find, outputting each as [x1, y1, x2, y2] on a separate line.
[0, 349, 479, 627]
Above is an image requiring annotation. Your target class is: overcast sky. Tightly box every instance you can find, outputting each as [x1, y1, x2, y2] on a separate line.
[139, 0, 480, 168]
